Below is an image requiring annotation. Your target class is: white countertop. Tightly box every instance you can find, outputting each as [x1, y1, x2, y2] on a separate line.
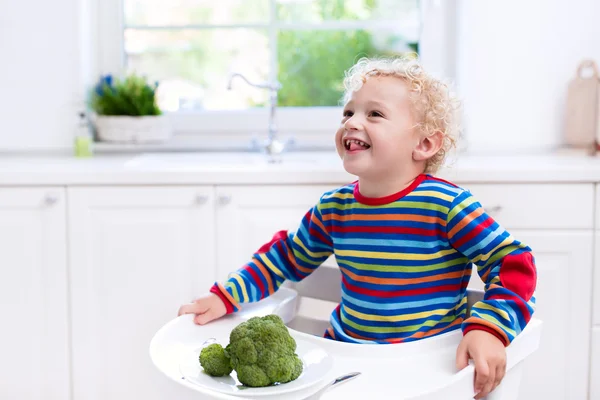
[1, 150, 600, 185]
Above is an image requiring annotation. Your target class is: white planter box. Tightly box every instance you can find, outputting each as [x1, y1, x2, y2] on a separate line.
[95, 115, 172, 143]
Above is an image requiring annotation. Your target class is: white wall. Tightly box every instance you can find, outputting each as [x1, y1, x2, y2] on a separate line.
[456, 0, 600, 153]
[0, 0, 89, 151]
[0, 0, 599, 152]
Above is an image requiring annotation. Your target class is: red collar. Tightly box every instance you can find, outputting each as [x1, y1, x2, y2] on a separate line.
[353, 174, 427, 205]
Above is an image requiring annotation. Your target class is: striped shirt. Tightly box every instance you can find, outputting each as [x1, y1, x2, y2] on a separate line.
[211, 174, 537, 345]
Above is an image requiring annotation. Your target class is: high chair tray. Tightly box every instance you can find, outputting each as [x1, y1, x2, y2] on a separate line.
[150, 288, 542, 400]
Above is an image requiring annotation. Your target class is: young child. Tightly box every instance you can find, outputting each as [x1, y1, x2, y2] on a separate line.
[178, 56, 537, 399]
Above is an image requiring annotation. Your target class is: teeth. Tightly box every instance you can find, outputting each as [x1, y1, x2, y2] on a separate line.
[344, 139, 370, 148]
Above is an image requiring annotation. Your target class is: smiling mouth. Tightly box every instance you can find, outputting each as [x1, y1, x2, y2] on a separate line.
[344, 139, 371, 151]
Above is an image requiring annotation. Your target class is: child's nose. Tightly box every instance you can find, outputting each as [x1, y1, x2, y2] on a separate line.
[344, 115, 364, 131]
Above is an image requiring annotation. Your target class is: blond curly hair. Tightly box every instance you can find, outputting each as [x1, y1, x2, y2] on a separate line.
[342, 55, 461, 173]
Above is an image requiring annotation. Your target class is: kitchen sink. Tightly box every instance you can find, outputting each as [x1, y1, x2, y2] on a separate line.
[125, 151, 342, 170]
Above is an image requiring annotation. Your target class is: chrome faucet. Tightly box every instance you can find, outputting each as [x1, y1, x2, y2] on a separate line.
[226, 73, 293, 162]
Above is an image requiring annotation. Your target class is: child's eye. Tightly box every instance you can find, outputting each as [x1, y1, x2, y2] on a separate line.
[370, 111, 384, 118]
[343, 110, 353, 117]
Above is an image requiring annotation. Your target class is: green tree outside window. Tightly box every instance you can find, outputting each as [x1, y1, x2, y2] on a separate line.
[276, 0, 418, 107]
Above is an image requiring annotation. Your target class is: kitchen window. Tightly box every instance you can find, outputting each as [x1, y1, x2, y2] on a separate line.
[97, 0, 454, 149]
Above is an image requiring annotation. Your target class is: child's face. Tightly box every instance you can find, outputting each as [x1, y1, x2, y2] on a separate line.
[335, 76, 421, 180]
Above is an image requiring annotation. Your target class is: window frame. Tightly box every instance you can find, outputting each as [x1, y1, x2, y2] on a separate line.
[95, 0, 456, 149]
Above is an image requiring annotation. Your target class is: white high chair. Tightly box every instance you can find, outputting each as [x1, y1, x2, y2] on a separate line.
[149, 265, 542, 400]
[275, 264, 543, 400]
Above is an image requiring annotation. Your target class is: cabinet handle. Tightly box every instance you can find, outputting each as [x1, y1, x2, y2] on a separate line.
[218, 195, 232, 205]
[44, 193, 59, 206]
[487, 205, 502, 214]
[195, 194, 209, 205]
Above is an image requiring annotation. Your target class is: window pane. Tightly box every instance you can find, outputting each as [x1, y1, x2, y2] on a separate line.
[124, 0, 270, 26]
[277, 29, 416, 107]
[124, 29, 269, 111]
[277, 0, 420, 25]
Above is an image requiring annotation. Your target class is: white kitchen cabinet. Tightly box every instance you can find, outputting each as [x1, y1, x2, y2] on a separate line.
[464, 230, 592, 399]
[595, 198, 600, 327]
[215, 185, 334, 281]
[0, 188, 70, 400]
[466, 183, 594, 230]
[591, 328, 600, 400]
[462, 184, 595, 400]
[68, 187, 216, 400]
[505, 231, 593, 400]
[592, 225, 600, 400]
[2, 179, 590, 400]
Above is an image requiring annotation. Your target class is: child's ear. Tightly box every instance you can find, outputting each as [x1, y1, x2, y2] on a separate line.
[413, 131, 444, 162]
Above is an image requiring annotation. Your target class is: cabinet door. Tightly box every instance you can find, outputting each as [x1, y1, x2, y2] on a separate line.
[485, 231, 591, 400]
[594, 235, 600, 326]
[68, 187, 215, 400]
[215, 185, 334, 281]
[591, 328, 600, 400]
[591, 234, 600, 400]
[0, 188, 69, 400]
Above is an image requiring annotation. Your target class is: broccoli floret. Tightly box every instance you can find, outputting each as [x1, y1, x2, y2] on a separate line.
[287, 354, 303, 382]
[199, 343, 233, 377]
[227, 315, 303, 387]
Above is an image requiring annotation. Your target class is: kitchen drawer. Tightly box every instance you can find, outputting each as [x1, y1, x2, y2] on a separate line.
[591, 328, 600, 400]
[460, 183, 594, 229]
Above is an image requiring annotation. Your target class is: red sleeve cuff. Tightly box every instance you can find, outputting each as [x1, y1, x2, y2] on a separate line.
[210, 284, 234, 314]
[463, 324, 510, 347]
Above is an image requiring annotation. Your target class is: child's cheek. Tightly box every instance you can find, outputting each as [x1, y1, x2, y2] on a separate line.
[334, 128, 345, 158]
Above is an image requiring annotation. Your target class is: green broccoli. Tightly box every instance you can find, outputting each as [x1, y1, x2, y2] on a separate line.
[227, 315, 303, 387]
[199, 343, 233, 377]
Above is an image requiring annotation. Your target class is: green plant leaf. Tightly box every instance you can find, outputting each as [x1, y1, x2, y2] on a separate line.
[89, 74, 162, 116]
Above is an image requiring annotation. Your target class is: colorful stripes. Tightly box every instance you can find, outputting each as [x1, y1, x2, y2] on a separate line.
[213, 174, 536, 345]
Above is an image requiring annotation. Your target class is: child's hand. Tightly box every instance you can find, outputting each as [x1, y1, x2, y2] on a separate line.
[177, 293, 226, 325]
[455, 330, 507, 399]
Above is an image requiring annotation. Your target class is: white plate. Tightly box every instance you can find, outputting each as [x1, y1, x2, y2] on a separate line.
[179, 337, 332, 397]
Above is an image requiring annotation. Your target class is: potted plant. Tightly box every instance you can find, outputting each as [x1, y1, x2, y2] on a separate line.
[90, 74, 172, 143]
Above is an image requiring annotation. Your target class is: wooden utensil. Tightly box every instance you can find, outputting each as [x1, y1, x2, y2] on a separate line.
[564, 59, 600, 151]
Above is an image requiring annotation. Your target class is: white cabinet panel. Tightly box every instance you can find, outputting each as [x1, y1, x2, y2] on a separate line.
[594, 235, 600, 326]
[0, 188, 69, 400]
[590, 327, 600, 400]
[68, 187, 216, 400]
[464, 183, 594, 229]
[508, 231, 593, 400]
[215, 185, 332, 281]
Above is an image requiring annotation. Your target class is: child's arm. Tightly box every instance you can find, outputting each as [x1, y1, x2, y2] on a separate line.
[446, 190, 537, 346]
[210, 199, 334, 314]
